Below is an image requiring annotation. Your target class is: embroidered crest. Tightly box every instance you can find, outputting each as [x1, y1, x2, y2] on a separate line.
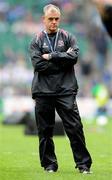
[58, 40, 64, 47]
[43, 42, 48, 48]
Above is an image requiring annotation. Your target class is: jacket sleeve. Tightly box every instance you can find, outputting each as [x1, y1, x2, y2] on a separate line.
[50, 34, 79, 67]
[29, 35, 49, 72]
[29, 35, 60, 74]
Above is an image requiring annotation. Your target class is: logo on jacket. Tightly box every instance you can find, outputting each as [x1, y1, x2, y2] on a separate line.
[43, 42, 48, 48]
[58, 40, 64, 47]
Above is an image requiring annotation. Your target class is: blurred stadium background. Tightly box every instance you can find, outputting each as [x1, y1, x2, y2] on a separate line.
[0, 1, 112, 179]
[0, 0, 112, 126]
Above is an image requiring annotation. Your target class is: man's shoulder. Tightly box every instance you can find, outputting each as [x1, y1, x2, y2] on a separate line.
[59, 28, 75, 39]
[30, 31, 44, 46]
[34, 31, 44, 41]
[59, 28, 69, 37]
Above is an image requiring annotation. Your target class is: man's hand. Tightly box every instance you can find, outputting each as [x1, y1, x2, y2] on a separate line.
[42, 54, 50, 60]
[67, 47, 74, 53]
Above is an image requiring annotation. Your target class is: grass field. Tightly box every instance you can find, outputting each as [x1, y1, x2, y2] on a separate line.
[0, 119, 112, 180]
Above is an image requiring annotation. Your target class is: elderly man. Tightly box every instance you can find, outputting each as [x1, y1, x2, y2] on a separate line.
[29, 4, 92, 173]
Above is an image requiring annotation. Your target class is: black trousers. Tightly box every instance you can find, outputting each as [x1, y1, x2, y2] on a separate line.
[35, 95, 92, 170]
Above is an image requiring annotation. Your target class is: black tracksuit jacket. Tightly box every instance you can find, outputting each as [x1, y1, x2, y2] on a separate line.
[29, 29, 79, 99]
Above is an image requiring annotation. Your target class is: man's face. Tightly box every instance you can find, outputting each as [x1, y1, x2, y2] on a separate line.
[43, 10, 61, 33]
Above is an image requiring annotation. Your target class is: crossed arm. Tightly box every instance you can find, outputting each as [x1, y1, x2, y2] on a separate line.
[30, 34, 79, 73]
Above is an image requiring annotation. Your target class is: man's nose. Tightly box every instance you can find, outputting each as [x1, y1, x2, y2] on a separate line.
[52, 19, 56, 23]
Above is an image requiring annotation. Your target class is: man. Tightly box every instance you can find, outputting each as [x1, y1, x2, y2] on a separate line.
[29, 4, 92, 173]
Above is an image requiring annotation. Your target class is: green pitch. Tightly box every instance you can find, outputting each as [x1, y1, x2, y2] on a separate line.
[0, 119, 112, 180]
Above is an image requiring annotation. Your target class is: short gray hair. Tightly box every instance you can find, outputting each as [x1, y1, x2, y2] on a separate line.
[43, 4, 61, 15]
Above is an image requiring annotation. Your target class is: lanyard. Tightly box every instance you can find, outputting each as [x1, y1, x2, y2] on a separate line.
[43, 29, 59, 52]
